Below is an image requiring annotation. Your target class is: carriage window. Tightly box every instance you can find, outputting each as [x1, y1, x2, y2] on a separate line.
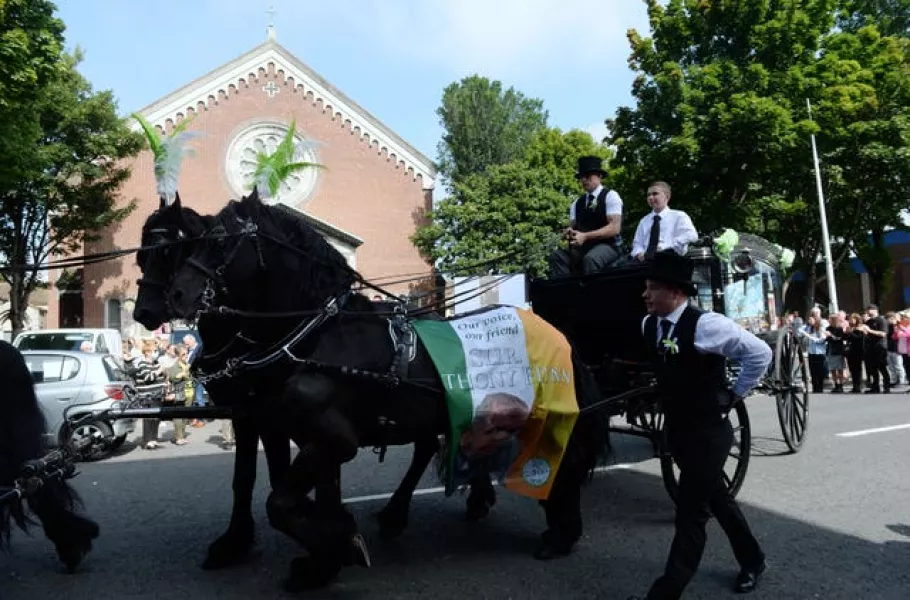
[724, 260, 777, 333]
[690, 262, 716, 312]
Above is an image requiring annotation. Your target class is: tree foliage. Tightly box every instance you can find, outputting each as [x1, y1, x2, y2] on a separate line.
[414, 129, 610, 276]
[0, 48, 143, 338]
[435, 75, 548, 187]
[607, 0, 910, 310]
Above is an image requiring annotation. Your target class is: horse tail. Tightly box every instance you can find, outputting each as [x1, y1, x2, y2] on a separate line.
[567, 348, 611, 480]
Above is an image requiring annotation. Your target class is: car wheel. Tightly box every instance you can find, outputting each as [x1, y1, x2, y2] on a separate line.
[64, 419, 114, 461]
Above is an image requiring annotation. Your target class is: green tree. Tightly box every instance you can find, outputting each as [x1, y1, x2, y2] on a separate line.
[413, 128, 609, 276]
[436, 75, 548, 187]
[0, 0, 65, 191]
[838, 0, 910, 36]
[0, 51, 143, 338]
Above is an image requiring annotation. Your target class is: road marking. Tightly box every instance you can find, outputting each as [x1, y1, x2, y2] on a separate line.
[342, 463, 632, 505]
[836, 423, 910, 438]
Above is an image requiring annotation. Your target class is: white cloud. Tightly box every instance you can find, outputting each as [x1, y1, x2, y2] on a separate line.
[297, 0, 650, 77]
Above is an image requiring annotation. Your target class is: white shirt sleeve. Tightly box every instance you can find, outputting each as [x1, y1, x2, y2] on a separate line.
[671, 211, 699, 255]
[694, 312, 772, 397]
[631, 216, 649, 256]
[605, 190, 623, 216]
[569, 199, 576, 223]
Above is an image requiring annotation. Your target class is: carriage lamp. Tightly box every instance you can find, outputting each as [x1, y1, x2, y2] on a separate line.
[731, 249, 754, 275]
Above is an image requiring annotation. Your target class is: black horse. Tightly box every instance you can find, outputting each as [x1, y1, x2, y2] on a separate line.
[139, 190, 609, 591]
[132, 195, 503, 579]
[0, 340, 100, 572]
[133, 196, 294, 570]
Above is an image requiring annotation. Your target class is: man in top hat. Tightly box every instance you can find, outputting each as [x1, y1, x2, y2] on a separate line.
[630, 181, 699, 261]
[629, 250, 771, 600]
[547, 155, 623, 277]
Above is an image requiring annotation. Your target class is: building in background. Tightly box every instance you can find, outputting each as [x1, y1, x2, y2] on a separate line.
[46, 25, 436, 333]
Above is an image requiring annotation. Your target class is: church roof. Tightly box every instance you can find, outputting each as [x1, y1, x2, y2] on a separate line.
[134, 38, 436, 188]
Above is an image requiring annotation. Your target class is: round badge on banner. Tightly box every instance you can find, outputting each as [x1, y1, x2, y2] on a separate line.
[522, 458, 551, 487]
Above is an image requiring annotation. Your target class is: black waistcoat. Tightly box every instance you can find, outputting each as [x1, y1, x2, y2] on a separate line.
[645, 306, 729, 428]
[573, 188, 620, 248]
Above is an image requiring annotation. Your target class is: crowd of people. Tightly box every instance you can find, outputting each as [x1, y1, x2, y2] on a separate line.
[791, 303, 906, 394]
[118, 335, 234, 450]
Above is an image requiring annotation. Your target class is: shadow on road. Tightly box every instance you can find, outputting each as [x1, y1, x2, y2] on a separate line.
[3, 450, 908, 600]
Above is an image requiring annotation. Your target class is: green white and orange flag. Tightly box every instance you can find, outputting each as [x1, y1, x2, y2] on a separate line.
[412, 306, 579, 500]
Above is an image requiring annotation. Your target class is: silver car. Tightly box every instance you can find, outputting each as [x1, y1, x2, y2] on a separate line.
[21, 350, 137, 460]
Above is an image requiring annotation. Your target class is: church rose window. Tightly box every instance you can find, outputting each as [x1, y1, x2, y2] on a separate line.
[224, 122, 320, 208]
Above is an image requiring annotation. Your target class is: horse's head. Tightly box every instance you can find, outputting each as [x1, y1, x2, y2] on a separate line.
[167, 188, 360, 321]
[133, 193, 212, 329]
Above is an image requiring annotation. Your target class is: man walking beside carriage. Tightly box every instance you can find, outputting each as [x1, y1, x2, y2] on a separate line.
[629, 251, 771, 600]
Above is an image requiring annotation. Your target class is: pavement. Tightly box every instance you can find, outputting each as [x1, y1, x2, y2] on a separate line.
[3, 389, 910, 600]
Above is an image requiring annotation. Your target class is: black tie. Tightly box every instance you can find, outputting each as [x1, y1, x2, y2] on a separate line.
[658, 318, 672, 349]
[587, 193, 596, 209]
[646, 215, 661, 259]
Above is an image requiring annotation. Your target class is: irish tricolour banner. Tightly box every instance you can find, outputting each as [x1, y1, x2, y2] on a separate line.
[412, 306, 579, 500]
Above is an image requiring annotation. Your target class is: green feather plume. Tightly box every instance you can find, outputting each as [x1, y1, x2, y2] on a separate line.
[131, 112, 200, 202]
[251, 118, 323, 200]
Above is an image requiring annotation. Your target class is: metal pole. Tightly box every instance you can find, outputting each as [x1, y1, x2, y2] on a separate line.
[807, 98, 839, 313]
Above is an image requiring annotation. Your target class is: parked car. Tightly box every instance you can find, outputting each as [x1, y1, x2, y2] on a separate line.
[14, 329, 124, 363]
[21, 350, 137, 460]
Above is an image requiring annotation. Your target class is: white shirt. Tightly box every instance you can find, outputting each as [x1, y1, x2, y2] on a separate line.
[569, 185, 623, 222]
[641, 302, 772, 397]
[631, 208, 699, 257]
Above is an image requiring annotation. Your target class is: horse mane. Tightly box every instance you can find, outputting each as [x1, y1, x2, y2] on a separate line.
[230, 194, 360, 307]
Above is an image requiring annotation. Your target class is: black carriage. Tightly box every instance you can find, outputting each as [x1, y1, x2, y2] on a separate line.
[528, 234, 809, 501]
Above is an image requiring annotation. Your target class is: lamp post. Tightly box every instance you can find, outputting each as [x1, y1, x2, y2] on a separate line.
[807, 98, 839, 313]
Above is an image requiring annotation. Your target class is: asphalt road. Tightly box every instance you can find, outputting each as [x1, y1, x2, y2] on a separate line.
[3, 390, 910, 600]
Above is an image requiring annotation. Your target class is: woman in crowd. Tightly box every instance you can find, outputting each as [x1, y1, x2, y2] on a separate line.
[801, 314, 829, 393]
[826, 313, 847, 393]
[165, 344, 194, 446]
[131, 340, 167, 449]
[892, 312, 910, 391]
[845, 313, 867, 393]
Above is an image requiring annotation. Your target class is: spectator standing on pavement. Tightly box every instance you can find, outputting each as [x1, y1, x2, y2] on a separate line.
[885, 311, 904, 387]
[861, 304, 890, 393]
[800, 315, 828, 393]
[892, 312, 910, 390]
[845, 313, 867, 393]
[166, 345, 193, 446]
[825, 314, 847, 393]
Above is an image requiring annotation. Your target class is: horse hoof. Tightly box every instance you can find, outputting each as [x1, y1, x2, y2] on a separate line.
[202, 526, 254, 570]
[375, 508, 407, 539]
[56, 517, 100, 573]
[284, 556, 340, 593]
[533, 543, 572, 561]
[349, 533, 372, 568]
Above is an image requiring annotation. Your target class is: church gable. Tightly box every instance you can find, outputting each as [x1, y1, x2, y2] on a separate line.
[134, 40, 436, 189]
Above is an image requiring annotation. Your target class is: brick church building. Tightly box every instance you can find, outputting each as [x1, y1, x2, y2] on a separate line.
[47, 26, 436, 333]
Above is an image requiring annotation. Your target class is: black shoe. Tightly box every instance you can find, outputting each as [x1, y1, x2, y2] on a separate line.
[864, 388, 881, 394]
[734, 562, 766, 593]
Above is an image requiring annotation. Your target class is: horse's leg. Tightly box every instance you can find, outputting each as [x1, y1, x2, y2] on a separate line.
[202, 413, 258, 569]
[27, 479, 100, 573]
[534, 468, 583, 560]
[375, 435, 437, 538]
[266, 374, 368, 592]
[465, 474, 497, 522]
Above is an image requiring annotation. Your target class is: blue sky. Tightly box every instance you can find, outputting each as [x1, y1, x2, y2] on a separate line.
[56, 0, 651, 163]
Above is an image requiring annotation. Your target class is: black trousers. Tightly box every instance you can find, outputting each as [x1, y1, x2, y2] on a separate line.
[646, 419, 765, 600]
[864, 346, 890, 391]
[547, 242, 619, 277]
[808, 354, 828, 393]
[847, 353, 864, 391]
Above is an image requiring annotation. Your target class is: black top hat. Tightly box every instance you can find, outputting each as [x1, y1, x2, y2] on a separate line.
[647, 250, 697, 297]
[575, 155, 607, 178]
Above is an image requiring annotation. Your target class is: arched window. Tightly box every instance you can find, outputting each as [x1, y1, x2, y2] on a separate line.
[105, 298, 122, 331]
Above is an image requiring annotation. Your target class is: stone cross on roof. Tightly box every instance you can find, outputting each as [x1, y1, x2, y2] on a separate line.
[266, 5, 276, 41]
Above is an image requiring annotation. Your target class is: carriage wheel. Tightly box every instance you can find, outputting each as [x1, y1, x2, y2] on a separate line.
[773, 325, 810, 453]
[659, 401, 752, 503]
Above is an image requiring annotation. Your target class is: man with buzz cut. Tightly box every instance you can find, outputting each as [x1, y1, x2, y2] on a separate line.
[630, 181, 699, 261]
